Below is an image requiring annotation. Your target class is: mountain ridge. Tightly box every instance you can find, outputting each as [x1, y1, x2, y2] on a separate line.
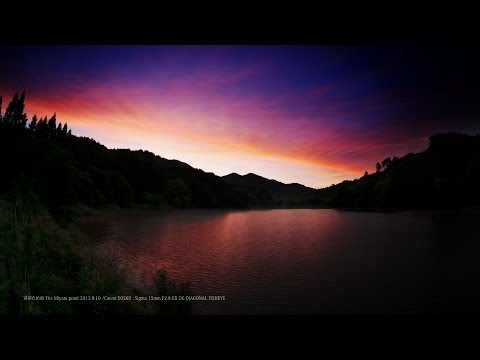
[222, 172, 317, 205]
[2, 93, 480, 211]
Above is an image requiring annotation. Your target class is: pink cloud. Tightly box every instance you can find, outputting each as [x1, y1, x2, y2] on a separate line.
[0, 65, 434, 186]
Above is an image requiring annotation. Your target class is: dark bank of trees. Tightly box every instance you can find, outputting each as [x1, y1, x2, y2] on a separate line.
[1, 92, 71, 137]
[0, 197, 192, 315]
[2, 92, 480, 215]
[309, 133, 480, 210]
[223, 172, 316, 206]
[0, 93, 274, 214]
[1, 92, 480, 315]
[0, 92, 274, 315]
[2, 92, 480, 214]
[0, 93, 197, 316]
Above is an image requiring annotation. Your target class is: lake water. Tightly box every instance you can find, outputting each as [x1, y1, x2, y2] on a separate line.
[79, 208, 480, 314]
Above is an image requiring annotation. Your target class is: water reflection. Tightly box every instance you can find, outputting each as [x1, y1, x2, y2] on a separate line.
[79, 208, 480, 314]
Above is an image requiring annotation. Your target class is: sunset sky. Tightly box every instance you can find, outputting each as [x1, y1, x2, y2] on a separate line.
[1, 45, 480, 188]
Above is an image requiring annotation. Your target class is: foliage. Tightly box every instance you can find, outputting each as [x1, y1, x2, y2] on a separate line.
[0, 93, 197, 315]
[1, 92, 479, 214]
[1, 91, 479, 316]
[0, 93, 276, 211]
[0, 196, 192, 315]
[310, 133, 480, 210]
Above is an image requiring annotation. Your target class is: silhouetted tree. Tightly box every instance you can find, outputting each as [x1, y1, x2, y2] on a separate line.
[36, 116, 48, 136]
[47, 113, 56, 138]
[29, 115, 38, 132]
[3, 92, 19, 124]
[381, 157, 392, 171]
[47, 113, 56, 128]
[18, 91, 27, 128]
[375, 162, 382, 173]
[3, 91, 28, 129]
[56, 122, 62, 137]
[61, 122, 68, 137]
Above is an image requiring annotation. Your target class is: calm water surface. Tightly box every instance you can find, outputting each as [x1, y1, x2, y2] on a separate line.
[79, 209, 480, 314]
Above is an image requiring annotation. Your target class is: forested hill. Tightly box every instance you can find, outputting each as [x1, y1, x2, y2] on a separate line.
[1, 92, 479, 212]
[0, 93, 275, 211]
[223, 173, 316, 205]
[310, 132, 480, 210]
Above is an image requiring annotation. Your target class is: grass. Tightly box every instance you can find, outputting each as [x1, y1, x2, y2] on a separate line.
[0, 196, 192, 316]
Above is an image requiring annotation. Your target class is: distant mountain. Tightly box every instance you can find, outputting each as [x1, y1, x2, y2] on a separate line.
[223, 172, 316, 205]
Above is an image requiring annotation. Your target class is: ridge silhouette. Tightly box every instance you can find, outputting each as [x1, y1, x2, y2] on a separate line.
[1, 92, 479, 211]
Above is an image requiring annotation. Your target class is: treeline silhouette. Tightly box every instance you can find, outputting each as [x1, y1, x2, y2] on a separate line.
[1, 92, 71, 137]
[0, 93, 274, 213]
[223, 172, 316, 206]
[1, 92, 479, 212]
[309, 133, 480, 210]
[1, 93, 194, 315]
[2, 92, 479, 315]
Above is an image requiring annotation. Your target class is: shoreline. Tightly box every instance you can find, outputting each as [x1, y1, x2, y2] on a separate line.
[74, 203, 480, 220]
